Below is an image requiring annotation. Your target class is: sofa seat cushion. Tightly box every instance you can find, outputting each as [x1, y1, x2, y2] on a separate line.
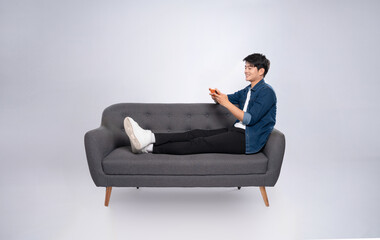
[102, 146, 268, 175]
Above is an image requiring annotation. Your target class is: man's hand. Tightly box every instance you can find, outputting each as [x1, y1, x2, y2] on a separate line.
[209, 88, 230, 107]
[209, 88, 244, 121]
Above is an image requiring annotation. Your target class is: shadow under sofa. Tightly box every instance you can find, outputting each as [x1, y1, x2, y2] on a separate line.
[84, 103, 286, 207]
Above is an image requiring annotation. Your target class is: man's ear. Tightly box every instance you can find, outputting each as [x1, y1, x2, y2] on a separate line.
[258, 68, 265, 76]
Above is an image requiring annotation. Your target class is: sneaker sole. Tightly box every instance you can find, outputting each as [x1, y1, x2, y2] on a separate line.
[130, 143, 138, 153]
[123, 117, 142, 150]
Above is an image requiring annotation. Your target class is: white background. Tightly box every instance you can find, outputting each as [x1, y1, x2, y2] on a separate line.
[1, 0, 380, 239]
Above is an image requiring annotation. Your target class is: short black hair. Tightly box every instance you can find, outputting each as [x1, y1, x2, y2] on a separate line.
[243, 53, 270, 77]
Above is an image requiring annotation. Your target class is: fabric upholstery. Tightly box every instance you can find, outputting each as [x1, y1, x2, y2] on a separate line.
[103, 146, 268, 175]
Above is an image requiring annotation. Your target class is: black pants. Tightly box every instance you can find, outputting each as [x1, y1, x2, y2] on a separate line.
[152, 127, 246, 155]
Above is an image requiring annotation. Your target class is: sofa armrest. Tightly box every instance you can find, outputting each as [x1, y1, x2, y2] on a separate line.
[261, 128, 286, 186]
[84, 126, 116, 187]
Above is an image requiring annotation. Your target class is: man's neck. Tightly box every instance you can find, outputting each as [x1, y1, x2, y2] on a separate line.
[250, 77, 263, 89]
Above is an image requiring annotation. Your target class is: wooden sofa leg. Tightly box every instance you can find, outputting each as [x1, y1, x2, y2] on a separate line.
[105, 187, 112, 207]
[260, 186, 269, 207]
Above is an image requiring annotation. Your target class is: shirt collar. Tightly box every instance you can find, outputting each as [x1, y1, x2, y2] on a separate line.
[247, 78, 265, 92]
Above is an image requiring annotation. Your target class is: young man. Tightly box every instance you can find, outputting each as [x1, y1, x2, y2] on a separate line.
[123, 53, 276, 155]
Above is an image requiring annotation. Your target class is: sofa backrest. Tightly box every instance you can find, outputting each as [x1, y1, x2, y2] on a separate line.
[101, 103, 237, 147]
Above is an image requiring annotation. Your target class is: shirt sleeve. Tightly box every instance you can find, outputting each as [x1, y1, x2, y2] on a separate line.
[243, 88, 276, 126]
[227, 88, 245, 105]
[243, 112, 252, 124]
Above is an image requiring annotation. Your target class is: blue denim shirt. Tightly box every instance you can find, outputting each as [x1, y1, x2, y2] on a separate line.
[228, 79, 277, 154]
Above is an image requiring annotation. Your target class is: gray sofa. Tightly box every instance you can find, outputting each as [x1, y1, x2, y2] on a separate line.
[84, 103, 286, 207]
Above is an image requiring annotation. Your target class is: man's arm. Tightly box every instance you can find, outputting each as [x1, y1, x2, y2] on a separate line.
[211, 88, 276, 125]
[227, 89, 244, 105]
[224, 102, 244, 121]
[211, 89, 245, 121]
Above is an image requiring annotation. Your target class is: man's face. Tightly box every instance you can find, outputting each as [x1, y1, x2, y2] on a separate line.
[244, 62, 264, 82]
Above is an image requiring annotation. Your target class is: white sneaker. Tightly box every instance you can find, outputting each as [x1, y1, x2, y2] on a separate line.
[130, 143, 139, 154]
[124, 117, 153, 151]
[130, 143, 151, 154]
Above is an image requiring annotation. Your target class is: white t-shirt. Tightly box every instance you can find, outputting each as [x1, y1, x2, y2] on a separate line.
[234, 89, 251, 130]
